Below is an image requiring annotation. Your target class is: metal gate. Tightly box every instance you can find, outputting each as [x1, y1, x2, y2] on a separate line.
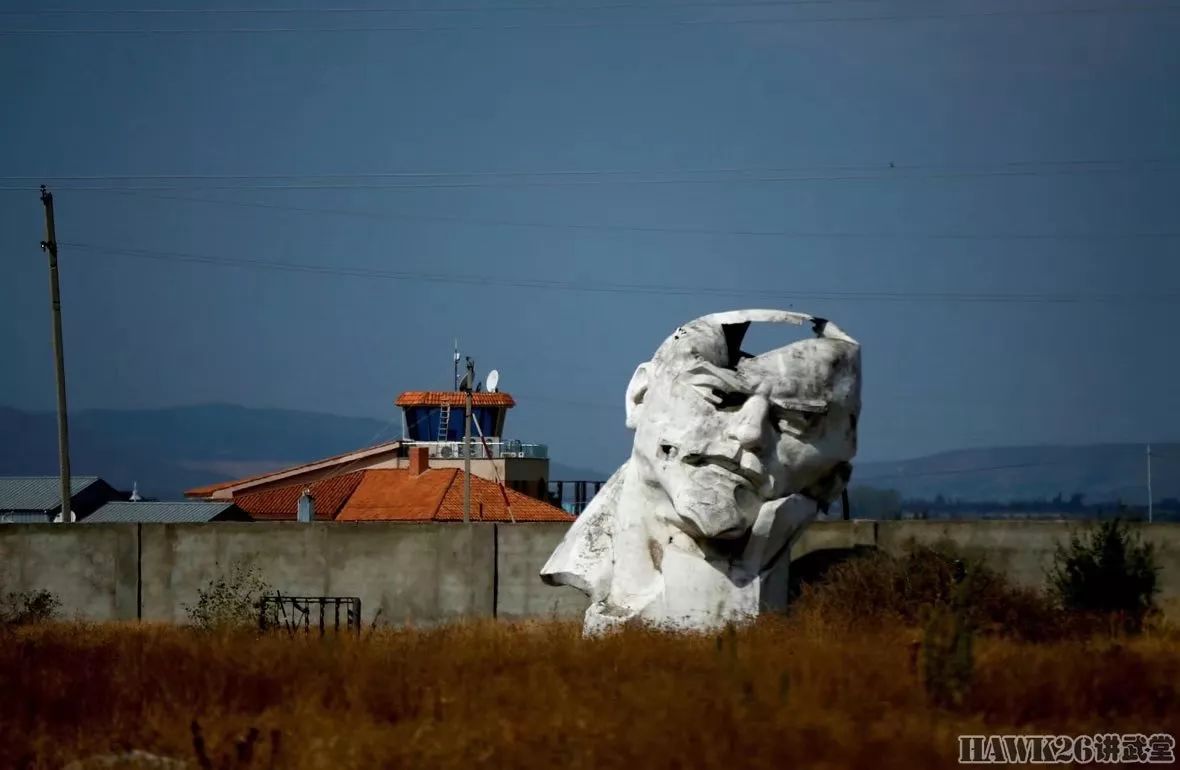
[258, 594, 362, 635]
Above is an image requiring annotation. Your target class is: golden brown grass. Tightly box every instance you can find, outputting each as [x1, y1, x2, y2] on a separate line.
[2, 617, 1179, 770]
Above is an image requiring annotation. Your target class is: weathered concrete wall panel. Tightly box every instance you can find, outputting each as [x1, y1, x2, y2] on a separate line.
[0, 523, 138, 621]
[871, 521, 1180, 615]
[495, 523, 588, 620]
[790, 520, 877, 561]
[139, 523, 495, 625]
[876, 520, 1069, 589]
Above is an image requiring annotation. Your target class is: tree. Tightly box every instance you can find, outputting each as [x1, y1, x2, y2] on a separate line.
[1049, 519, 1159, 632]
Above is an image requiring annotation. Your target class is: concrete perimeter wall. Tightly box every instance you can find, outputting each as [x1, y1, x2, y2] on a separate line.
[2, 520, 1179, 623]
[0, 524, 139, 620]
[139, 523, 496, 625]
[874, 520, 1180, 616]
[494, 523, 588, 621]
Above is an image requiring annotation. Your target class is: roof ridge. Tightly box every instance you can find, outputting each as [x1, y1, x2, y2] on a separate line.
[101, 500, 230, 507]
[231, 468, 368, 500]
[431, 468, 460, 521]
[184, 441, 401, 496]
[0, 475, 100, 481]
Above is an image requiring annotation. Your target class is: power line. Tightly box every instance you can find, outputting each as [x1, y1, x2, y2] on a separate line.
[0, 0, 909, 14]
[60, 240, 1180, 304]
[104, 189, 1180, 242]
[3, 3, 1178, 33]
[3, 156, 1174, 182]
[2, 162, 1176, 192]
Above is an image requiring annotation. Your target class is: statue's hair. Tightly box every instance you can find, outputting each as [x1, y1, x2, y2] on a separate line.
[651, 309, 857, 371]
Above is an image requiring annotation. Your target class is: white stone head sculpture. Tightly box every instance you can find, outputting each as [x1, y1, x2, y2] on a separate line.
[541, 309, 860, 634]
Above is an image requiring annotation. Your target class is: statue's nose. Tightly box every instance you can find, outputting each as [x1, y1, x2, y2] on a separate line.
[725, 396, 769, 452]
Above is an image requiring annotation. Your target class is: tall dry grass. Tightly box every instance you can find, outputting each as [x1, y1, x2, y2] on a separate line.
[2, 616, 1178, 770]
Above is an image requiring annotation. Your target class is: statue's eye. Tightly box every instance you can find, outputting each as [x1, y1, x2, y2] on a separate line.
[774, 408, 820, 437]
[704, 387, 748, 411]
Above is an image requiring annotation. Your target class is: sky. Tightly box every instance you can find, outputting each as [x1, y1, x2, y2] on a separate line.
[1, 1, 1178, 474]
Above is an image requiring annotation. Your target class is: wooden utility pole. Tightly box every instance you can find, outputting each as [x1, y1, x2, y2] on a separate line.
[39, 186, 73, 523]
[462, 357, 474, 524]
[1147, 444, 1153, 524]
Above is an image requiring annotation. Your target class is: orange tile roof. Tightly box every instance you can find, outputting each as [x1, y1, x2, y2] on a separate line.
[437, 474, 576, 522]
[395, 391, 516, 408]
[335, 469, 456, 522]
[233, 472, 366, 520]
[184, 440, 402, 497]
[336, 468, 573, 523]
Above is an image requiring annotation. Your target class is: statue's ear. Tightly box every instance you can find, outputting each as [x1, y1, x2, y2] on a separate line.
[625, 363, 650, 430]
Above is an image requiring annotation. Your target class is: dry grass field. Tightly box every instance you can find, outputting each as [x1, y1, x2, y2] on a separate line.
[4, 538, 1177, 769]
[2, 615, 1178, 770]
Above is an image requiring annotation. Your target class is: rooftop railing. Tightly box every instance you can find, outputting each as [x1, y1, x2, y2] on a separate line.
[403, 440, 548, 460]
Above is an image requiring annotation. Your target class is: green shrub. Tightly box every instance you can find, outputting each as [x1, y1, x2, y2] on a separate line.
[184, 561, 272, 631]
[1049, 519, 1159, 632]
[0, 589, 62, 626]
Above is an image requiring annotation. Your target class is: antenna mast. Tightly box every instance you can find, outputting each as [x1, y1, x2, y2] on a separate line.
[453, 339, 460, 391]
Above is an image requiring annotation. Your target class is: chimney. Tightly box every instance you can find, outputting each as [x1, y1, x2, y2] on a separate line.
[297, 489, 315, 523]
[409, 446, 430, 476]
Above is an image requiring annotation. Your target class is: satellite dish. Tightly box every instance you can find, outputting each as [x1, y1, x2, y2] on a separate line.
[487, 369, 500, 393]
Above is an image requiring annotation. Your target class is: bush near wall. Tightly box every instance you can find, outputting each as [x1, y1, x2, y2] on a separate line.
[0, 589, 61, 626]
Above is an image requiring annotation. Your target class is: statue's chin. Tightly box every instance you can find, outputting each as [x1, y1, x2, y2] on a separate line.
[673, 499, 761, 540]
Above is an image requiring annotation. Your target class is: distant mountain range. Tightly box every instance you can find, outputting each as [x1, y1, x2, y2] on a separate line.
[854, 444, 1179, 504]
[1, 405, 1175, 503]
[0, 405, 609, 500]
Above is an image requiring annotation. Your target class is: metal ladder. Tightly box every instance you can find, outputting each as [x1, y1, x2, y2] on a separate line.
[437, 403, 451, 440]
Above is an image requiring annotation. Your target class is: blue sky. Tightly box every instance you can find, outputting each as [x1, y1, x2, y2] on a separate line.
[1, 2, 1178, 473]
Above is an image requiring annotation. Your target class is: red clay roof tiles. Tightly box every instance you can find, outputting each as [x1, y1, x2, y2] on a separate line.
[234, 471, 366, 520]
[394, 391, 516, 408]
[436, 474, 575, 523]
[335, 469, 457, 522]
[223, 466, 573, 524]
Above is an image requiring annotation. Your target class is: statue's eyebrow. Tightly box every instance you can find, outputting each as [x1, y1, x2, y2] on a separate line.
[770, 397, 829, 414]
[684, 361, 745, 391]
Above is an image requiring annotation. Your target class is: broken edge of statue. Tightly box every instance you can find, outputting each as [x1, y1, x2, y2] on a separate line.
[540, 309, 861, 634]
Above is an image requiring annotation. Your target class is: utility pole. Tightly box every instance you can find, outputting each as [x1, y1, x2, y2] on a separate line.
[1147, 444, 1153, 524]
[462, 357, 474, 524]
[39, 186, 73, 524]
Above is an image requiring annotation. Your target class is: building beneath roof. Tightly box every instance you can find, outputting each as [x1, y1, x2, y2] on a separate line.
[0, 476, 126, 524]
[224, 448, 572, 523]
[187, 384, 553, 504]
[83, 500, 250, 524]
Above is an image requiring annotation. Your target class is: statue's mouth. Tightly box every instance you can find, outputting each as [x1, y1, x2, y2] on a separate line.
[682, 453, 766, 491]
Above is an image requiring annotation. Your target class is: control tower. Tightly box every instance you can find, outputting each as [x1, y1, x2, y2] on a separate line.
[395, 374, 550, 500]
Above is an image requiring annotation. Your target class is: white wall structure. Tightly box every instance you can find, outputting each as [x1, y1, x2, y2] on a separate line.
[541, 310, 861, 634]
